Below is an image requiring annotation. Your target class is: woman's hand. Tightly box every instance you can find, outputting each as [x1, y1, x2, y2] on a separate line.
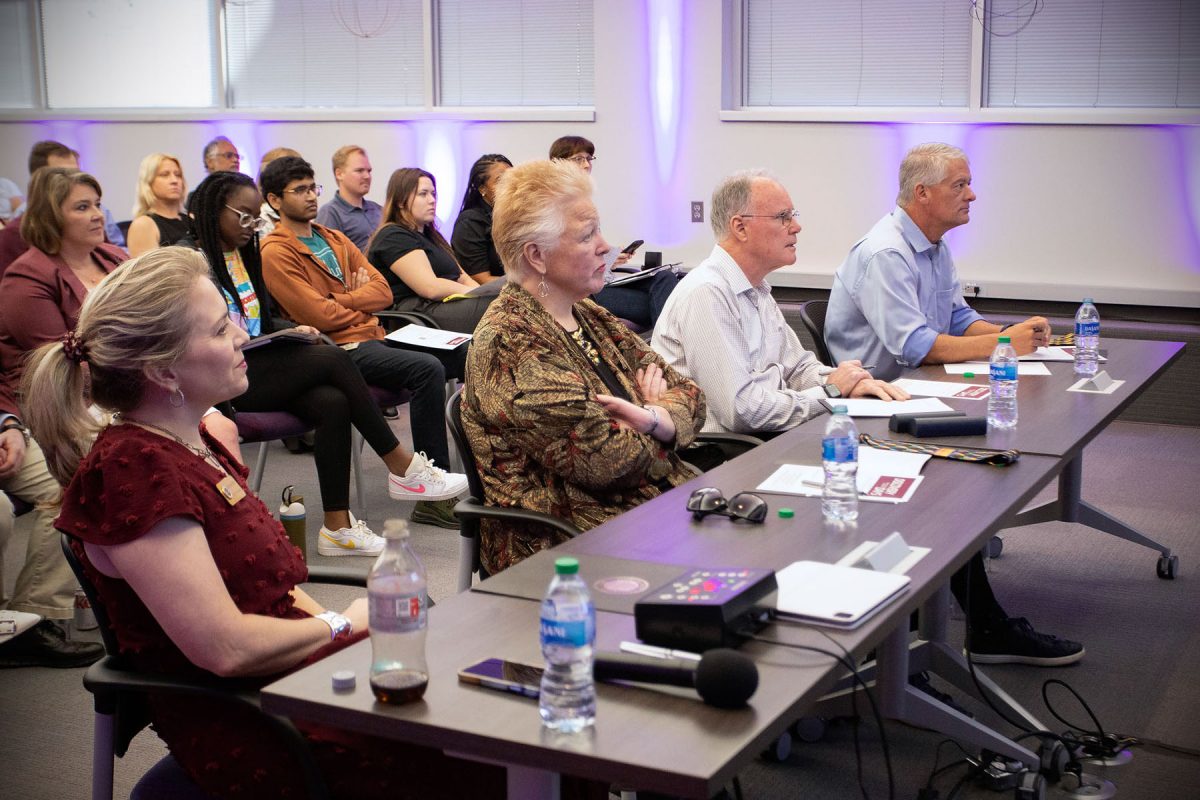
[635, 363, 667, 404]
[596, 394, 676, 443]
[292, 325, 321, 340]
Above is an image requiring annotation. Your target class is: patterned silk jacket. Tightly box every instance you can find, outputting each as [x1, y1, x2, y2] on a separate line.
[462, 282, 706, 575]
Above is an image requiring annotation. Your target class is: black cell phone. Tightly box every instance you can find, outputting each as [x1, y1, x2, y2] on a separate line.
[457, 658, 544, 698]
[620, 239, 645, 255]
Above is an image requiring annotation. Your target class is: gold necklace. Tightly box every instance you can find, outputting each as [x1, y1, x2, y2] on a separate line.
[118, 415, 219, 466]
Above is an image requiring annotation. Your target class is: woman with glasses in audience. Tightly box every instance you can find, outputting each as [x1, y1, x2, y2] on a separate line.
[549, 135, 682, 330]
[461, 159, 705, 575]
[126, 152, 193, 257]
[367, 168, 496, 339]
[0, 166, 242, 461]
[21, 248, 506, 800]
[185, 172, 467, 554]
[450, 153, 512, 285]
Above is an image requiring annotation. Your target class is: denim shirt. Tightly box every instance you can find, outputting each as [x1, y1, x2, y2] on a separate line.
[827, 206, 982, 380]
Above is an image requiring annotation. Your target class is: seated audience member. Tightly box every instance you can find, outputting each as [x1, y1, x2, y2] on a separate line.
[203, 135, 241, 176]
[0, 176, 21, 225]
[0, 366, 104, 669]
[259, 157, 464, 529]
[125, 152, 192, 257]
[186, 173, 466, 551]
[462, 159, 705, 575]
[366, 167, 495, 342]
[450, 153, 512, 284]
[652, 170, 908, 435]
[550, 135, 682, 329]
[0, 167, 240, 459]
[257, 147, 302, 235]
[21, 249, 506, 800]
[315, 145, 381, 253]
[826, 142, 1050, 380]
[0, 140, 123, 275]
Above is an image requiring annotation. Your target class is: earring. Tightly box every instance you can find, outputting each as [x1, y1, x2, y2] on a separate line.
[170, 387, 186, 408]
[538, 278, 549, 298]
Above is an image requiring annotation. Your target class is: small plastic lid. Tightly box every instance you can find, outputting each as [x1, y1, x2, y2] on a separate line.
[382, 519, 410, 539]
[778, 508, 794, 519]
[331, 670, 356, 691]
[997, 336, 1011, 344]
[1083, 297, 1094, 303]
[554, 556, 580, 575]
[963, 371, 975, 378]
[832, 404, 848, 415]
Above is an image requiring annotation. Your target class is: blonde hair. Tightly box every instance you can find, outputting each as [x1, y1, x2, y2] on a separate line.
[897, 143, 968, 206]
[491, 159, 592, 282]
[331, 144, 366, 174]
[132, 153, 186, 217]
[22, 247, 211, 485]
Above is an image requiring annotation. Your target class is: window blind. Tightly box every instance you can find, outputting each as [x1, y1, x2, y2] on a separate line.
[0, 0, 36, 108]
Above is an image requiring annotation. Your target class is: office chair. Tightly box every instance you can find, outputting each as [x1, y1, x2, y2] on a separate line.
[61, 533, 367, 800]
[445, 388, 582, 592]
[798, 300, 833, 365]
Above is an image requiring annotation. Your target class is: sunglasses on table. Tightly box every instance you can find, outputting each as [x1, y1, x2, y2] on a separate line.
[686, 487, 769, 524]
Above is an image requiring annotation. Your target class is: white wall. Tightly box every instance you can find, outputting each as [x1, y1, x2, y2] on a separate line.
[1, 0, 1197, 307]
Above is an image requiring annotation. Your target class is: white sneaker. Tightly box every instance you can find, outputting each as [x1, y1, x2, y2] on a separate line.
[389, 451, 469, 501]
[317, 516, 385, 557]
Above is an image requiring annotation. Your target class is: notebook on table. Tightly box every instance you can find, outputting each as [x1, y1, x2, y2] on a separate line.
[772, 560, 911, 630]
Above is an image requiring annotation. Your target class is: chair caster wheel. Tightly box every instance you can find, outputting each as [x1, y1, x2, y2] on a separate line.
[761, 731, 792, 762]
[1014, 771, 1046, 800]
[792, 716, 826, 743]
[1157, 554, 1178, 580]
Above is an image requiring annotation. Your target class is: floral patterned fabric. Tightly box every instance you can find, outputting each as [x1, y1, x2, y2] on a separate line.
[462, 282, 705, 575]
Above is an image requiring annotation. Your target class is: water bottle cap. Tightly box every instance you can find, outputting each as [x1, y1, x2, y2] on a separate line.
[832, 405, 848, 415]
[382, 519, 410, 539]
[1083, 297, 1093, 303]
[778, 508, 795, 519]
[998, 336, 1011, 344]
[331, 670, 356, 691]
[554, 557, 580, 575]
[963, 372, 975, 378]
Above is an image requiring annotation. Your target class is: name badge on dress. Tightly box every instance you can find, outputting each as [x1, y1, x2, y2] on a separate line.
[216, 475, 246, 506]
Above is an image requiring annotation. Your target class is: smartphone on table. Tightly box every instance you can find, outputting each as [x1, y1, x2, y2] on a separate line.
[458, 658, 544, 698]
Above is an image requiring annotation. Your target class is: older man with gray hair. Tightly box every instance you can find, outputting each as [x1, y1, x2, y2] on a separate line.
[826, 142, 1050, 380]
[652, 169, 905, 435]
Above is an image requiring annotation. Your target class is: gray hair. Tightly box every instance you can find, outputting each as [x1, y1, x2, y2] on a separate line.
[710, 169, 772, 239]
[897, 143, 968, 206]
[203, 136, 233, 166]
[492, 159, 593, 282]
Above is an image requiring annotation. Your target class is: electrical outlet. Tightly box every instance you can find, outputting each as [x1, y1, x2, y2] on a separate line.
[691, 201, 704, 223]
[963, 282, 983, 297]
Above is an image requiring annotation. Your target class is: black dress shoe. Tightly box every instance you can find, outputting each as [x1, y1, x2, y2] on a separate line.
[0, 620, 105, 669]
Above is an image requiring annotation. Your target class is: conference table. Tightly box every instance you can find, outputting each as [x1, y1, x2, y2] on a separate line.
[262, 337, 1184, 798]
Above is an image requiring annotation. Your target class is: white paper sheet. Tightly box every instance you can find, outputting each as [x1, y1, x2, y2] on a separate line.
[755, 447, 930, 504]
[1020, 346, 1106, 363]
[384, 324, 472, 350]
[888, 379, 992, 400]
[944, 362, 1051, 376]
[823, 397, 954, 417]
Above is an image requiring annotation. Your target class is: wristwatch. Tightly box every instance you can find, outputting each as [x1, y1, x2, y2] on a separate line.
[822, 383, 842, 399]
[0, 418, 30, 446]
[315, 611, 353, 641]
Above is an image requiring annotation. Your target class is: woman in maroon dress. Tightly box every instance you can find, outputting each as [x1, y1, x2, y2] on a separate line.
[22, 247, 504, 800]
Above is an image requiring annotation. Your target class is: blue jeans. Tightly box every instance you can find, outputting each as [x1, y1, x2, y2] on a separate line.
[347, 340, 452, 468]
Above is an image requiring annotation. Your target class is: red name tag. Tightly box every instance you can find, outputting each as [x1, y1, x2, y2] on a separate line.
[865, 476, 916, 499]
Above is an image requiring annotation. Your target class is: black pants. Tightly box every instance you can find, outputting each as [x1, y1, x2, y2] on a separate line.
[235, 342, 401, 513]
[346, 340, 452, 469]
[951, 553, 1007, 630]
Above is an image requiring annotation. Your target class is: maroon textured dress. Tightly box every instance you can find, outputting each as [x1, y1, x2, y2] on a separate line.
[59, 424, 503, 800]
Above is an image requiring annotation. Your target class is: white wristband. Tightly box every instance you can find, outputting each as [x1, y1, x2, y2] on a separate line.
[644, 405, 660, 436]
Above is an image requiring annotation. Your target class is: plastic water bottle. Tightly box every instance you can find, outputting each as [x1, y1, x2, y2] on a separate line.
[539, 557, 595, 732]
[369, 519, 429, 704]
[279, 485, 306, 559]
[988, 336, 1019, 430]
[1074, 298, 1100, 378]
[821, 405, 859, 522]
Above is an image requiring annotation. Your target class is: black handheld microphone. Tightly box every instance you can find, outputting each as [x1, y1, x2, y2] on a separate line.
[593, 648, 758, 709]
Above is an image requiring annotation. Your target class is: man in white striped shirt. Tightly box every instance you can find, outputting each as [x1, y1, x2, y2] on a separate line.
[652, 170, 906, 435]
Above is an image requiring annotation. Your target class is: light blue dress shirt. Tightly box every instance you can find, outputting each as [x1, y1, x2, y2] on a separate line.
[826, 206, 982, 380]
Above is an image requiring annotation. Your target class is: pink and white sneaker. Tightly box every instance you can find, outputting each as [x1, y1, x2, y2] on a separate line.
[388, 451, 468, 501]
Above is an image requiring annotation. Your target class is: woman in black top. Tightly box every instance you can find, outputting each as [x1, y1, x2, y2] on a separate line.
[126, 153, 193, 256]
[366, 168, 495, 339]
[450, 154, 512, 284]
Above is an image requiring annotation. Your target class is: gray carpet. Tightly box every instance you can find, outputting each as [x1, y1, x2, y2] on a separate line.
[3, 418, 1198, 800]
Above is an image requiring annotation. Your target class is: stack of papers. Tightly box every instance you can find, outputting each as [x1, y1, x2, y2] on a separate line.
[944, 362, 1051, 376]
[755, 446, 931, 504]
[819, 397, 954, 416]
[1020, 346, 1106, 363]
[891, 378, 990, 400]
[385, 324, 472, 350]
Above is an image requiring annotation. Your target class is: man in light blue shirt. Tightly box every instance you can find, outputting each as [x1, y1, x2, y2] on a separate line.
[827, 143, 1049, 380]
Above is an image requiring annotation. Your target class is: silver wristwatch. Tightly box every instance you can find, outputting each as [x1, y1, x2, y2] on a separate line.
[822, 382, 842, 399]
[315, 610, 353, 641]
